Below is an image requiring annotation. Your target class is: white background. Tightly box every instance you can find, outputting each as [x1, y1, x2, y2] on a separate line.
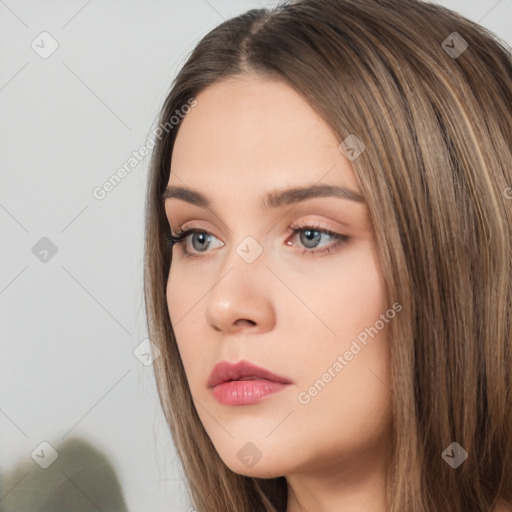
[1, 1, 510, 510]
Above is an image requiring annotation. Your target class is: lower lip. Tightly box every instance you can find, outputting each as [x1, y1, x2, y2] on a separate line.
[211, 380, 290, 405]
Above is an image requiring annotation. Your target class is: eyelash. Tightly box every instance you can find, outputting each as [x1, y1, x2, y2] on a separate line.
[165, 223, 350, 259]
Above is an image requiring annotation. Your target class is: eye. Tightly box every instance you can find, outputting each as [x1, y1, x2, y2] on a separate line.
[166, 223, 350, 258]
[166, 227, 223, 257]
[287, 222, 350, 256]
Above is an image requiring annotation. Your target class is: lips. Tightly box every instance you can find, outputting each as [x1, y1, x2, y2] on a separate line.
[207, 360, 292, 388]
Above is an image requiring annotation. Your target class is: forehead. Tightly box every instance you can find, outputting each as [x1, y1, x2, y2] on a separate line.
[169, 75, 359, 195]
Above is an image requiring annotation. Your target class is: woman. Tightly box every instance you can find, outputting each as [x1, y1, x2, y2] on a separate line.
[143, 0, 512, 510]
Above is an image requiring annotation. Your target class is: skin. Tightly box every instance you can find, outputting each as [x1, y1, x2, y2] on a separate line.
[164, 75, 394, 512]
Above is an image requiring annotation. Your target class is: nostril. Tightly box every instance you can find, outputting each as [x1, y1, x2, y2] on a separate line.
[236, 319, 256, 327]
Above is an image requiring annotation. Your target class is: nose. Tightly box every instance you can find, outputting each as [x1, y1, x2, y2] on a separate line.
[204, 250, 276, 335]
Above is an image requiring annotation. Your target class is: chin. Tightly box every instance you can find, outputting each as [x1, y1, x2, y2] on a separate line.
[218, 449, 289, 479]
[227, 462, 284, 479]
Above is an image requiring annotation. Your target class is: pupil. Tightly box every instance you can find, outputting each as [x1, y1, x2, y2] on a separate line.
[302, 229, 320, 248]
[192, 233, 209, 251]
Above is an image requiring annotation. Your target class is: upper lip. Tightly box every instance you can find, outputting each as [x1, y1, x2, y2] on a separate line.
[207, 360, 293, 388]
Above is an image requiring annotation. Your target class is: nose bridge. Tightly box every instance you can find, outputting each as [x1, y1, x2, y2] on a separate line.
[222, 230, 270, 288]
[215, 212, 269, 272]
[203, 233, 274, 333]
[213, 231, 269, 299]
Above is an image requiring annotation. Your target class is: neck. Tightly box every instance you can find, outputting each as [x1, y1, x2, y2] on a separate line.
[285, 447, 388, 512]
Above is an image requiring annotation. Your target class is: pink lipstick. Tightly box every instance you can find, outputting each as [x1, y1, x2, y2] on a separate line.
[207, 360, 292, 405]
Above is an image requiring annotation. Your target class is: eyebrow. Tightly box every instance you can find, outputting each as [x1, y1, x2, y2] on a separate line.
[162, 183, 365, 209]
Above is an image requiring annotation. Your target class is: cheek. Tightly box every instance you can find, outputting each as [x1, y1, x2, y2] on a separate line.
[166, 263, 180, 321]
[288, 242, 392, 432]
[335, 248, 386, 339]
[166, 261, 215, 392]
[282, 239, 386, 351]
[166, 266, 196, 374]
[166, 258, 200, 326]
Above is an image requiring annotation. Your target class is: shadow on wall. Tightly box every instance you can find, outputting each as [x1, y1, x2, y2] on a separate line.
[0, 437, 129, 511]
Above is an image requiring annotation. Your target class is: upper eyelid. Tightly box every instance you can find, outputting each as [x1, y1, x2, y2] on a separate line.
[171, 222, 339, 234]
[169, 216, 347, 234]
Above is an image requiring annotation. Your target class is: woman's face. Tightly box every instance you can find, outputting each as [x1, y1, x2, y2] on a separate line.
[164, 75, 393, 481]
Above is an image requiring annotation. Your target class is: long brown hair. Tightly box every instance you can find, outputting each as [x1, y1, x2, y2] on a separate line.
[143, 1, 512, 510]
